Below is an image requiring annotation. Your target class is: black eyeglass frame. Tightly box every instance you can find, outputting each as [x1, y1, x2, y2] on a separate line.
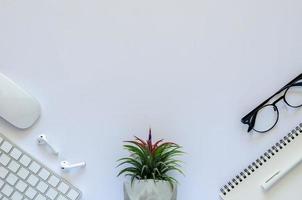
[241, 73, 302, 133]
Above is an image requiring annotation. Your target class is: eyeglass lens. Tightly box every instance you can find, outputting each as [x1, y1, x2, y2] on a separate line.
[284, 83, 302, 108]
[253, 105, 278, 133]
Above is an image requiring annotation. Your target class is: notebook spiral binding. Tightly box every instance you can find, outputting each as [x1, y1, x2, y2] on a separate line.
[220, 123, 302, 196]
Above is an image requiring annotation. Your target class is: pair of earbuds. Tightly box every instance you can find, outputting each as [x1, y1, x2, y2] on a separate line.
[37, 135, 86, 171]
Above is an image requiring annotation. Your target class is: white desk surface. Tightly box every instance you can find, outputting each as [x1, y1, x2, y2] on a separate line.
[1, 0, 302, 199]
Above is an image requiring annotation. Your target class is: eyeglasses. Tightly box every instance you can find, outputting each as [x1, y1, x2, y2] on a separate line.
[241, 73, 302, 133]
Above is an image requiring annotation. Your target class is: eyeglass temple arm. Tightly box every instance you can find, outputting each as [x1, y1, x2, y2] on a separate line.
[241, 73, 302, 130]
[292, 82, 302, 86]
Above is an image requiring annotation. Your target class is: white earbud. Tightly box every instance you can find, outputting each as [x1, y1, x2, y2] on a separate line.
[37, 135, 59, 155]
[60, 161, 86, 171]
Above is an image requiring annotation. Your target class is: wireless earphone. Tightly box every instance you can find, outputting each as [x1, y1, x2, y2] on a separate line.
[60, 161, 86, 171]
[37, 135, 86, 171]
[37, 134, 59, 155]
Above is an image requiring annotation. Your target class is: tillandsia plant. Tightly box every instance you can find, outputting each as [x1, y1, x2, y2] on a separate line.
[117, 128, 184, 189]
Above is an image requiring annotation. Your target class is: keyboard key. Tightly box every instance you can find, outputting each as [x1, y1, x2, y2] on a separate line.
[58, 182, 69, 194]
[38, 169, 50, 180]
[0, 137, 3, 144]
[0, 179, 5, 188]
[6, 173, 18, 185]
[20, 155, 31, 167]
[0, 166, 9, 178]
[0, 154, 11, 166]
[35, 194, 46, 200]
[28, 162, 41, 174]
[67, 189, 80, 200]
[36, 181, 48, 193]
[25, 187, 37, 199]
[10, 148, 22, 160]
[11, 191, 23, 200]
[8, 160, 20, 173]
[27, 174, 39, 187]
[16, 180, 28, 192]
[57, 195, 68, 200]
[48, 175, 60, 187]
[46, 187, 58, 200]
[17, 167, 29, 179]
[1, 141, 12, 153]
[2, 184, 14, 196]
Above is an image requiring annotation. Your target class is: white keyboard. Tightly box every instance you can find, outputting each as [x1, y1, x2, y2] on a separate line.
[0, 133, 82, 200]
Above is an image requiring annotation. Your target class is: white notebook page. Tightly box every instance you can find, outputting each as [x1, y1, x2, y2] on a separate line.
[220, 124, 302, 200]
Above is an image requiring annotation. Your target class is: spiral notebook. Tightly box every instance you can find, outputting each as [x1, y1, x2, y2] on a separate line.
[220, 123, 302, 200]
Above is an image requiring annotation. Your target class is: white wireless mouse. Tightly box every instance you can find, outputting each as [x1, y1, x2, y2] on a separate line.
[0, 73, 41, 129]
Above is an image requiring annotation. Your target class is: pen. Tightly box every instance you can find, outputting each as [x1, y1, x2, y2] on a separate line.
[261, 156, 302, 191]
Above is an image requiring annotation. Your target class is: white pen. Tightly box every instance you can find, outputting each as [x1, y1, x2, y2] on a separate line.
[261, 156, 302, 191]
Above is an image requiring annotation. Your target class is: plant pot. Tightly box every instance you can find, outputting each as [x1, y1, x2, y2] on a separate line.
[124, 180, 177, 200]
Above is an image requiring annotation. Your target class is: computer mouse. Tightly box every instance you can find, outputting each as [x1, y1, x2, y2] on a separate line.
[0, 73, 41, 129]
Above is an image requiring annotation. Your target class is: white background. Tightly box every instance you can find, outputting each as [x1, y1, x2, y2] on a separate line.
[1, 0, 302, 199]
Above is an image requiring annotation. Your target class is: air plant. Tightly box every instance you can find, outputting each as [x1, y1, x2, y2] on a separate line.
[117, 129, 184, 189]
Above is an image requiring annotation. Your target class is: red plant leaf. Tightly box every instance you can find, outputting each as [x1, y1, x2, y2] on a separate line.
[124, 141, 146, 149]
[147, 128, 153, 152]
[153, 139, 163, 148]
[157, 142, 177, 148]
[151, 139, 164, 154]
[134, 136, 147, 145]
[148, 128, 152, 141]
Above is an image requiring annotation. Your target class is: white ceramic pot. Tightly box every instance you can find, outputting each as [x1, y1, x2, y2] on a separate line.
[124, 180, 177, 200]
